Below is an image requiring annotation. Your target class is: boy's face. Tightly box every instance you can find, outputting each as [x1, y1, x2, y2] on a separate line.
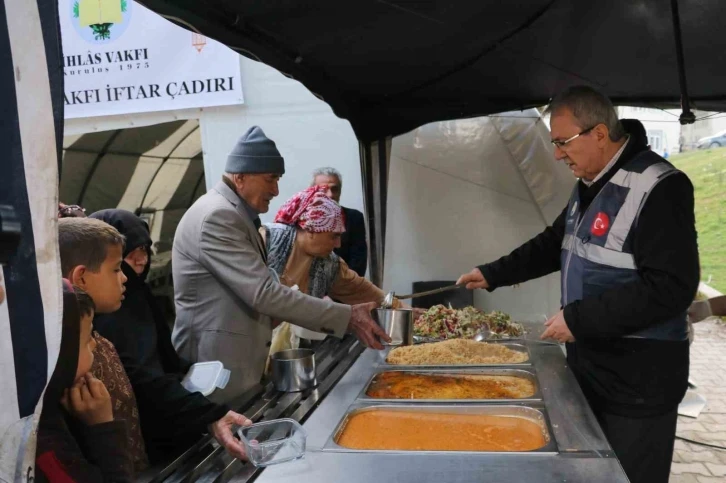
[76, 313, 96, 382]
[72, 244, 127, 313]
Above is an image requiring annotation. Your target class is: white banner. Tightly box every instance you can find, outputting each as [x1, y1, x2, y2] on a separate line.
[59, 0, 243, 118]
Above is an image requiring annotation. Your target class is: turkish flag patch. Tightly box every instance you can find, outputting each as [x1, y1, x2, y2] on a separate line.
[591, 212, 610, 237]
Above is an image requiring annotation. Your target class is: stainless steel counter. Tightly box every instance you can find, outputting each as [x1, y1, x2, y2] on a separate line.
[136, 335, 366, 483]
[140, 324, 629, 483]
[253, 326, 629, 483]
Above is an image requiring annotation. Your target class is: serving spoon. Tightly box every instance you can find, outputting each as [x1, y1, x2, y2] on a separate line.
[381, 283, 466, 309]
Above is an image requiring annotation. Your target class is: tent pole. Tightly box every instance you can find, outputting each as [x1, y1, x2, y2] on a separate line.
[377, 137, 388, 280]
[670, 0, 695, 125]
[359, 141, 380, 286]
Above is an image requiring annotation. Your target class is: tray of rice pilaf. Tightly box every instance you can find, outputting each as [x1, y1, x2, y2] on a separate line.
[385, 339, 530, 366]
[413, 305, 525, 343]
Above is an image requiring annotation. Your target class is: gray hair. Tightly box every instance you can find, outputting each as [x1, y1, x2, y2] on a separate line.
[544, 86, 625, 142]
[311, 167, 343, 187]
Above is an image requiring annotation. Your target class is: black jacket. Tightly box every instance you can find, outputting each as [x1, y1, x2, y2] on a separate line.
[90, 210, 229, 462]
[478, 133, 698, 417]
[36, 281, 133, 483]
[336, 206, 368, 276]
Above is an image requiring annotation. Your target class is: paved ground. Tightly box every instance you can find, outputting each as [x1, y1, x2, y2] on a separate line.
[670, 319, 726, 482]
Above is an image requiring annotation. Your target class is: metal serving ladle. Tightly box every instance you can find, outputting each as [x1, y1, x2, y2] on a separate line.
[381, 283, 466, 309]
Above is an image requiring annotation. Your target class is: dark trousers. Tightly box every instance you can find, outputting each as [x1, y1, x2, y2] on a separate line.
[595, 408, 678, 483]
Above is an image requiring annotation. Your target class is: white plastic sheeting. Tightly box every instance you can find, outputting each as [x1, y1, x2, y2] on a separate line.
[383, 110, 575, 320]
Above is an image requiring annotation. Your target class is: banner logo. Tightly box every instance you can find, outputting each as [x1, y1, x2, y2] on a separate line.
[71, 0, 132, 44]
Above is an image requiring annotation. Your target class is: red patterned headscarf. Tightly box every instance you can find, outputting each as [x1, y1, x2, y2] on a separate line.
[274, 186, 346, 233]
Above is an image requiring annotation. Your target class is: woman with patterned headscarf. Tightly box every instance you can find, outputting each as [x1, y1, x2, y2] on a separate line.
[264, 186, 402, 312]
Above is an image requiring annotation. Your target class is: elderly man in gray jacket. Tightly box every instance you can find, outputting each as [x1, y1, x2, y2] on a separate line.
[172, 126, 389, 403]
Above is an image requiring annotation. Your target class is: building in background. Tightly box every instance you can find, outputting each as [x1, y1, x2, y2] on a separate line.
[681, 110, 726, 151]
[617, 106, 681, 155]
[618, 106, 726, 153]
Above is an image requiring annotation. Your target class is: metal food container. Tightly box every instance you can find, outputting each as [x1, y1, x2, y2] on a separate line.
[325, 404, 557, 454]
[378, 341, 532, 367]
[270, 349, 317, 392]
[372, 308, 414, 346]
[358, 368, 542, 403]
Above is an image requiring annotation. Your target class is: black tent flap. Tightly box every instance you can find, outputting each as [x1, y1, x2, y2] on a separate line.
[138, 0, 726, 141]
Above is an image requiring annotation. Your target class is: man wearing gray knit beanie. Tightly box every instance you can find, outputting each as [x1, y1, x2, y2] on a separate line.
[172, 126, 390, 406]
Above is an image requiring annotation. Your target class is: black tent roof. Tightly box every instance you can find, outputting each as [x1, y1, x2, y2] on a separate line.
[140, 0, 726, 141]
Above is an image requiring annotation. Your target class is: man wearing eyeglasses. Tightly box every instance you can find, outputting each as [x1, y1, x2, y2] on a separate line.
[458, 86, 698, 483]
[312, 167, 368, 277]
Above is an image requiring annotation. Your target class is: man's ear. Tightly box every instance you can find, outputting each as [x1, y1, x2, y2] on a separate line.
[594, 124, 609, 146]
[235, 174, 247, 188]
[69, 266, 87, 289]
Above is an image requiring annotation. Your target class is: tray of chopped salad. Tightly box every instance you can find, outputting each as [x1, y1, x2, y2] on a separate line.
[413, 305, 525, 343]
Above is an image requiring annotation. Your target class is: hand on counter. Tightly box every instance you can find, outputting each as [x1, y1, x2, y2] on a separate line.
[209, 410, 253, 460]
[540, 310, 575, 343]
[457, 268, 489, 290]
[349, 301, 391, 350]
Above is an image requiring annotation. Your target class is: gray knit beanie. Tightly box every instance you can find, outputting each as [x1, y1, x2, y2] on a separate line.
[225, 126, 285, 174]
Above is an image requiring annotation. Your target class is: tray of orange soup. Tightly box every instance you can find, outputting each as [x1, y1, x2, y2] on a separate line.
[361, 369, 541, 402]
[330, 405, 555, 453]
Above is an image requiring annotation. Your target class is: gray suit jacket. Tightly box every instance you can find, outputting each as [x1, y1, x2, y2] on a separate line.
[172, 181, 350, 402]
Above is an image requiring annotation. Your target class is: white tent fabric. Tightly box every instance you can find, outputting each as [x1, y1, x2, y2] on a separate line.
[0, 0, 63, 480]
[383, 109, 575, 320]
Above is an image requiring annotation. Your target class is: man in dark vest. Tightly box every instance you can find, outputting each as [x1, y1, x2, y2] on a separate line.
[312, 167, 368, 277]
[458, 86, 698, 483]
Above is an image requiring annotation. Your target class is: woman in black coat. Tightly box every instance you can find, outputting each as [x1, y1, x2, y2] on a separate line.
[89, 209, 246, 463]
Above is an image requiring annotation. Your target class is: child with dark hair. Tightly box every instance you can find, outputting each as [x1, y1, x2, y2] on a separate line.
[35, 282, 132, 482]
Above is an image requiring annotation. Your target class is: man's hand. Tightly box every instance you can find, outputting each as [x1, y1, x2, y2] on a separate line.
[688, 299, 713, 324]
[61, 373, 114, 426]
[456, 268, 489, 290]
[540, 310, 575, 343]
[209, 411, 253, 461]
[349, 302, 391, 350]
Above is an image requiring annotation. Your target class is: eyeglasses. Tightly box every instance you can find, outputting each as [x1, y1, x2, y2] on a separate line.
[551, 125, 596, 149]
